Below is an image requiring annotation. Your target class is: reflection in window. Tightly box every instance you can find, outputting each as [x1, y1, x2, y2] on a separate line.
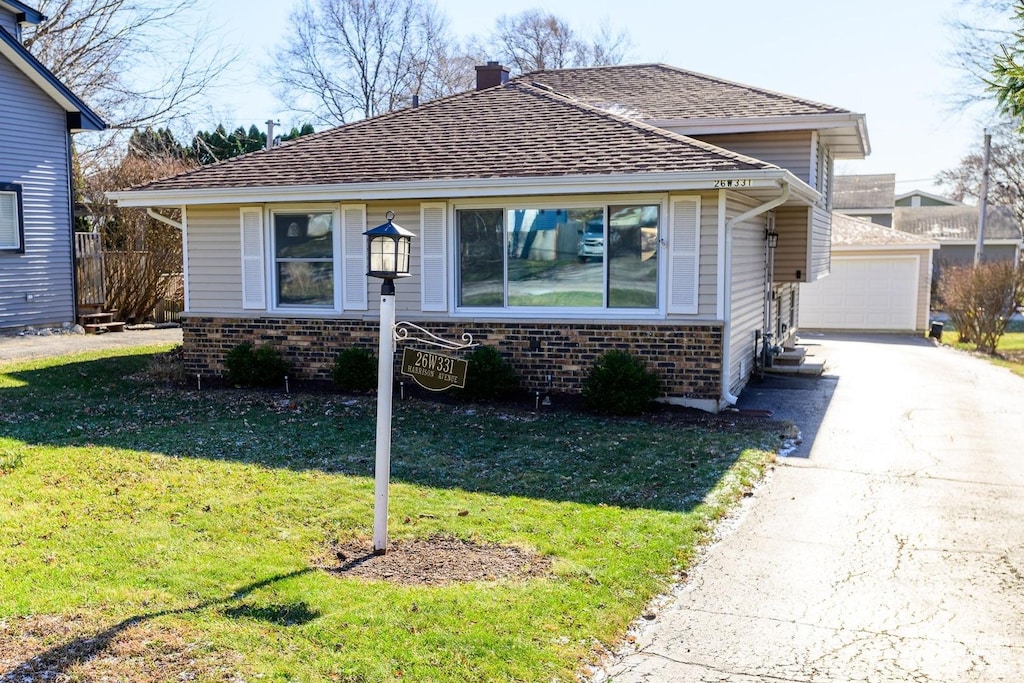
[608, 205, 659, 308]
[508, 208, 603, 307]
[274, 212, 334, 306]
[455, 203, 660, 311]
[457, 209, 504, 307]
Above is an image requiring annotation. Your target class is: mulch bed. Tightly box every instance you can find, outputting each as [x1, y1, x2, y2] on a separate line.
[318, 535, 552, 585]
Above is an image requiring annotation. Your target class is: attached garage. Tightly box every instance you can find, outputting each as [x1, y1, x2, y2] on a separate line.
[800, 214, 938, 333]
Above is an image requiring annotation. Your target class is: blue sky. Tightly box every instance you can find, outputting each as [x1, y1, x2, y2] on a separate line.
[203, 0, 1010, 195]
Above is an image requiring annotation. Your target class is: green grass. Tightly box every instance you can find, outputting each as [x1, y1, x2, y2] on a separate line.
[0, 346, 780, 681]
[940, 330, 1024, 378]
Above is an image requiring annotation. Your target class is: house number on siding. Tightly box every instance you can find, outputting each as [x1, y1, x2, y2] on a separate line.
[714, 179, 754, 188]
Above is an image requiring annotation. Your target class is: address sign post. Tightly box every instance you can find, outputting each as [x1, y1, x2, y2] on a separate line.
[365, 213, 476, 555]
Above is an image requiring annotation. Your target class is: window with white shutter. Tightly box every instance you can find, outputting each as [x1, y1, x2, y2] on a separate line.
[0, 183, 24, 252]
[420, 202, 447, 311]
[239, 207, 266, 309]
[341, 204, 367, 310]
[667, 196, 700, 314]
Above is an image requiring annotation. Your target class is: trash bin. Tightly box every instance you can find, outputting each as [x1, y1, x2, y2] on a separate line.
[929, 321, 944, 339]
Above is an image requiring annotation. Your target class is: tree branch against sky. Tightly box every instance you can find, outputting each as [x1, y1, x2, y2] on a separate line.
[937, 120, 1024, 224]
[273, 0, 463, 125]
[487, 9, 631, 73]
[22, 0, 237, 167]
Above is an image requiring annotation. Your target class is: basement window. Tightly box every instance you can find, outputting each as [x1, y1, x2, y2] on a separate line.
[0, 183, 25, 253]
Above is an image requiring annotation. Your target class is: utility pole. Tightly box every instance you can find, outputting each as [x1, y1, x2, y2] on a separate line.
[975, 129, 991, 266]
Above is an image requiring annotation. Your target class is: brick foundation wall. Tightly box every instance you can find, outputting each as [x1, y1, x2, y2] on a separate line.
[181, 316, 724, 401]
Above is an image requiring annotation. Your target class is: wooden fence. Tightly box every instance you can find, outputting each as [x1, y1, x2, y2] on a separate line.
[74, 232, 105, 307]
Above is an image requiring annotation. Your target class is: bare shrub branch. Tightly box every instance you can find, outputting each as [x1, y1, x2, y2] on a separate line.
[938, 260, 1024, 353]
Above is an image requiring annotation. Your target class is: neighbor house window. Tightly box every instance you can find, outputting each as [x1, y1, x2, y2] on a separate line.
[455, 202, 661, 311]
[0, 183, 25, 252]
[272, 210, 335, 307]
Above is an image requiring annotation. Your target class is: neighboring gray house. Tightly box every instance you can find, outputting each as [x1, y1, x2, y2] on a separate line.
[833, 173, 896, 226]
[0, 1, 105, 329]
[893, 205, 1023, 273]
[895, 189, 960, 208]
[111, 63, 869, 411]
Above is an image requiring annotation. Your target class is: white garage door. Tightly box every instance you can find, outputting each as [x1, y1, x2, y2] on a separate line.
[800, 256, 918, 331]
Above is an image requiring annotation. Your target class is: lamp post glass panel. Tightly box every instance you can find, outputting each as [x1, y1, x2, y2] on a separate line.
[365, 212, 414, 554]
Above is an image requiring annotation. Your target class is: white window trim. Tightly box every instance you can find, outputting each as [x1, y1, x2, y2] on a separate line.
[267, 204, 343, 313]
[451, 194, 668, 319]
[0, 183, 24, 252]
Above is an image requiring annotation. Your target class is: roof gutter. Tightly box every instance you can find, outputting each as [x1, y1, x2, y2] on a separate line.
[719, 179, 791, 407]
[109, 168, 817, 208]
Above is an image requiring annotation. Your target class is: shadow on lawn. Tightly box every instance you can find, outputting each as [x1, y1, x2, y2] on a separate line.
[0, 352, 775, 513]
[0, 569, 314, 681]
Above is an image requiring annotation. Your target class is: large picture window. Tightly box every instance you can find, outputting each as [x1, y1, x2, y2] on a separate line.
[0, 183, 24, 252]
[272, 210, 335, 307]
[456, 202, 661, 311]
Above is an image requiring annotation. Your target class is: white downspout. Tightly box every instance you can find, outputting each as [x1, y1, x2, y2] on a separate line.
[720, 180, 791, 406]
[147, 208, 183, 231]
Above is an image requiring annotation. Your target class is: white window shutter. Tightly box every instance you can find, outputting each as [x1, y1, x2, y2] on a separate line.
[420, 202, 447, 311]
[342, 204, 368, 310]
[240, 207, 265, 309]
[667, 196, 700, 314]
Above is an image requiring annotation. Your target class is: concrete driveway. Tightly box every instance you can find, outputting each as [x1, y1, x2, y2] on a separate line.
[598, 334, 1024, 682]
[0, 327, 182, 364]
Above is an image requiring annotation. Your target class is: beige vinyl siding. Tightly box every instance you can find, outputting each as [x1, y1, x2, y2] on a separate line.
[774, 282, 800, 343]
[696, 191, 720, 318]
[773, 205, 810, 283]
[809, 205, 832, 281]
[727, 194, 767, 396]
[186, 206, 245, 312]
[689, 131, 816, 184]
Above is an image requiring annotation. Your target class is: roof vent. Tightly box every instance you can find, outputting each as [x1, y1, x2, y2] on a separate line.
[475, 61, 509, 90]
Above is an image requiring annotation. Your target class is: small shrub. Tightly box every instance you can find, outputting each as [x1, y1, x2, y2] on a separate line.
[583, 349, 662, 415]
[938, 261, 1024, 354]
[332, 347, 378, 392]
[455, 345, 519, 401]
[224, 342, 289, 388]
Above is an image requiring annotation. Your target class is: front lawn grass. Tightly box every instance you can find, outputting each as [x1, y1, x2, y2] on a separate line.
[941, 330, 1024, 378]
[0, 346, 779, 682]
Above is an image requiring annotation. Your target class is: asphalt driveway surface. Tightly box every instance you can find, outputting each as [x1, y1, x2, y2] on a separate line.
[599, 334, 1024, 682]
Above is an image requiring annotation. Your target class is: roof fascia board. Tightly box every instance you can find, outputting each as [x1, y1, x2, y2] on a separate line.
[110, 169, 820, 208]
[1, 1, 44, 24]
[651, 112, 866, 134]
[656, 112, 870, 157]
[835, 244, 940, 252]
[0, 27, 105, 130]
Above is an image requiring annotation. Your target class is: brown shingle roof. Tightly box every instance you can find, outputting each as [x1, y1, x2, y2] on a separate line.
[833, 174, 897, 211]
[516, 63, 854, 120]
[831, 212, 935, 247]
[132, 82, 777, 193]
[894, 206, 1023, 242]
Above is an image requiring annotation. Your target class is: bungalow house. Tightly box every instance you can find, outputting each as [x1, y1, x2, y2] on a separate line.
[110, 63, 869, 411]
[893, 204, 1023, 275]
[0, 1, 105, 329]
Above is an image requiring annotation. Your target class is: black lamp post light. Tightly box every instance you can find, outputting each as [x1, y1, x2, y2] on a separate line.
[364, 211, 415, 555]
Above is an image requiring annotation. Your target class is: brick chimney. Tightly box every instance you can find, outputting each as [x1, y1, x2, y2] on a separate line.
[475, 62, 509, 90]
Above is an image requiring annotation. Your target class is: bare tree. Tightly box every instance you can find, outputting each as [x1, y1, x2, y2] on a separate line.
[937, 121, 1024, 224]
[22, 0, 235, 166]
[80, 152, 193, 322]
[273, 0, 465, 125]
[487, 9, 631, 74]
[945, 0, 1016, 111]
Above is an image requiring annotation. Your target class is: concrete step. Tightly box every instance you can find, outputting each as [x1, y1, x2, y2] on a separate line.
[767, 360, 824, 376]
[773, 348, 807, 366]
[84, 321, 126, 334]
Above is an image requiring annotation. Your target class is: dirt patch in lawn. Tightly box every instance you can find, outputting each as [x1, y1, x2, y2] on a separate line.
[0, 614, 244, 683]
[318, 535, 552, 586]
